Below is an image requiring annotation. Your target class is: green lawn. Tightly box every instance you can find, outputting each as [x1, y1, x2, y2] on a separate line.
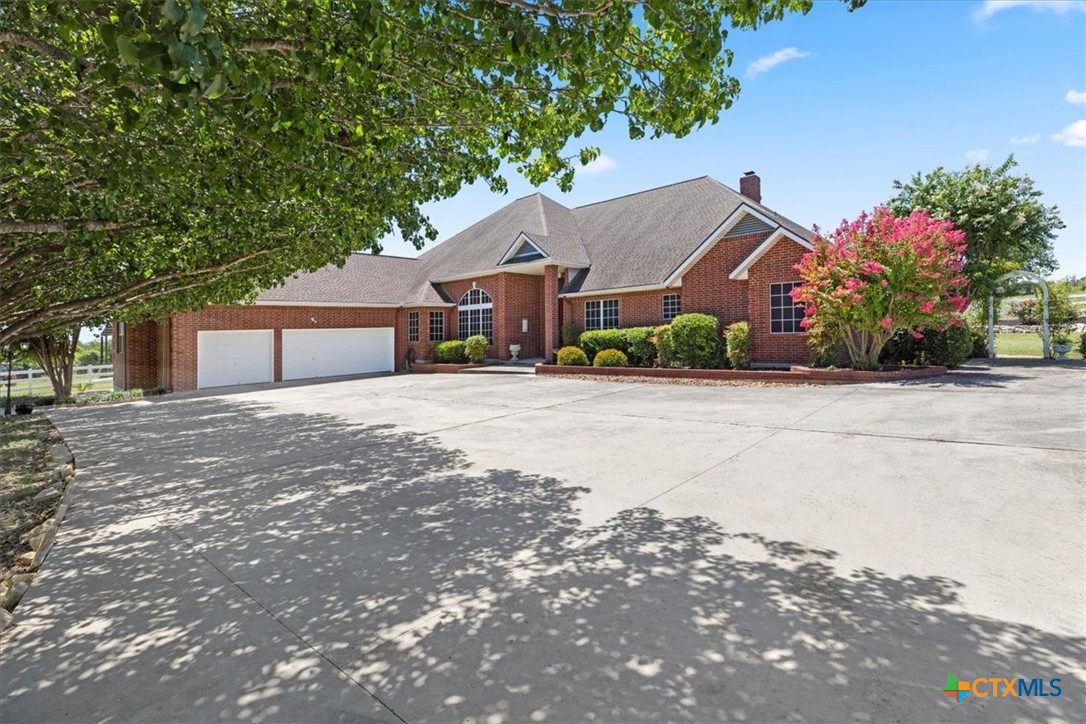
[4, 374, 113, 398]
[994, 332, 1083, 359]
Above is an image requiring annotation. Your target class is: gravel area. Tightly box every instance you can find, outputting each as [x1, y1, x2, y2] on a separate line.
[540, 372, 817, 387]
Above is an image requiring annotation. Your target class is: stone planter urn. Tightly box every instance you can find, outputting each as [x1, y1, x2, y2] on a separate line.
[509, 343, 521, 361]
[1052, 342, 1073, 359]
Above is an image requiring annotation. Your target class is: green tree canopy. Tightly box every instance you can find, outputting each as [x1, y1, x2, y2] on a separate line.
[887, 155, 1064, 295]
[1, 0, 864, 346]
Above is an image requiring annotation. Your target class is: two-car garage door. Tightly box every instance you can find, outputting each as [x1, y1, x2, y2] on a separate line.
[196, 328, 394, 389]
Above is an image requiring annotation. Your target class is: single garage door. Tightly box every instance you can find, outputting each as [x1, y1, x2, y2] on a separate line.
[282, 328, 394, 380]
[197, 330, 274, 389]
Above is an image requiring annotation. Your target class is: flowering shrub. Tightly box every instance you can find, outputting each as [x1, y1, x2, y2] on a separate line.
[791, 207, 970, 370]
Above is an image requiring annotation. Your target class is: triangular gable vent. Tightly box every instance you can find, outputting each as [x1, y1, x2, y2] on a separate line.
[726, 213, 774, 238]
[500, 237, 547, 265]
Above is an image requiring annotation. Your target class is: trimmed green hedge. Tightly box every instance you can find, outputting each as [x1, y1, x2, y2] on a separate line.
[557, 345, 589, 366]
[432, 340, 468, 363]
[578, 329, 626, 361]
[880, 325, 974, 368]
[578, 326, 656, 367]
[669, 313, 722, 369]
[593, 348, 629, 367]
[725, 321, 751, 370]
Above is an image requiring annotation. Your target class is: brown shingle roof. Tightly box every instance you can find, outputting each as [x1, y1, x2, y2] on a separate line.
[256, 254, 431, 305]
[258, 176, 812, 304]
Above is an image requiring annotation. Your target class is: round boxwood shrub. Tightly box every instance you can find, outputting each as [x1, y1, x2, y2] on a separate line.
[464, 334, 488, 363]
[725, 321, 751, 370]
[578, 329, 627, 361]
[669, 313, 721, 368]
[432, 339, 468, 363]
[556, 345, 589, 366]
[593, 348, 629, 367]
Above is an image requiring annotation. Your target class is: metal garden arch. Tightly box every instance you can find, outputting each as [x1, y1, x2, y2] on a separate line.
[988, 271, 1049, 359]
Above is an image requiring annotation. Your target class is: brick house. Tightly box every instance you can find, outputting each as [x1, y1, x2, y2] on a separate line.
[114, 173, 814, 391]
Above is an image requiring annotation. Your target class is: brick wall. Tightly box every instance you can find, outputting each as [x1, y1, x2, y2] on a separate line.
[168, 305, 401, 391]
[746, 238, 810, 363]
[681, 230, 771, 325]
[565, 289, 678, 332]
[402, 307, 453, 362]
[112, 320, 160, 391]
[442, 272, 544, 360]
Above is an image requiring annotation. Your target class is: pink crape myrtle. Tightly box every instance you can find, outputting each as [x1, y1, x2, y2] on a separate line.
[791, 207, 969, 370]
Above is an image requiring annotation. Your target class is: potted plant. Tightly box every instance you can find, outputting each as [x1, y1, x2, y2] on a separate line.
[1051, 329, 1074, 359]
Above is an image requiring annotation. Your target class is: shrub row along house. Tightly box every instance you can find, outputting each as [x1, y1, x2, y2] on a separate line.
[114, 174, 814, 391]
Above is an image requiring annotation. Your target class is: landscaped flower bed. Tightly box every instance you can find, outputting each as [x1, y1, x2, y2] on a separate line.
[410, 362, 490, 373]
[534, 363, 948, 384]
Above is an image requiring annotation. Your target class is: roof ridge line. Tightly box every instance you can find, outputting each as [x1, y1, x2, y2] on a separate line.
[537, 193, 549, 236]
[573, 175, 712, 209]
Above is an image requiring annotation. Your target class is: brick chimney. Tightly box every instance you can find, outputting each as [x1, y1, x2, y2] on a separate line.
[739, 171, 761, 204]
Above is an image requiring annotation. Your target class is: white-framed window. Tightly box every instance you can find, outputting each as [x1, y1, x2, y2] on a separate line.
[663, 293, 681, 322]
[458, 288, 493, 342]
[408, 311, 419, 342]
[429, 311, 445, 342]
[585, 299, 619, 330]
[770, 282, 805, 334]
[115, 322, 126, 355]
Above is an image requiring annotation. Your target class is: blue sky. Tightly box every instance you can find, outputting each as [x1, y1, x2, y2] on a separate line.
[378, 0, 1086, 275]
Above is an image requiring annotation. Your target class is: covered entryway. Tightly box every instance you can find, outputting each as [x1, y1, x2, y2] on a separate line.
[196, 330, 274, 389]
[281, 327, 394, 380]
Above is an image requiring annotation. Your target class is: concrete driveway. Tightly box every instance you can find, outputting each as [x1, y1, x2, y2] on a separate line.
[2, 362, 1083, 722]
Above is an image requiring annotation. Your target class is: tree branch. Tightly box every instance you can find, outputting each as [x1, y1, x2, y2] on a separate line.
[0, 219, 138, 235]
[0, 31, 69, 61]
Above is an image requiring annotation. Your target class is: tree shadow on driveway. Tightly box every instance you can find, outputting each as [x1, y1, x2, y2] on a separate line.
[1, 397, 1082, 722]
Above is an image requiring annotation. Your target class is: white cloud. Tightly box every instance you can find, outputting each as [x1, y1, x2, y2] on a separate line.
[1009, 134, 1041, 144]
[580, 153, 617, 175]
[746, 47, 811, 78]
[965, 149, 990, 162]
[1051, 119, 1086, 147]
[1066, 89, 1086, 104]
[974, 0, 1086, 21]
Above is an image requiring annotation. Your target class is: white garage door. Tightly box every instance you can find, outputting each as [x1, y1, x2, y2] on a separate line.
[197, 330, 274, 389]
[282, 328, 394, 380]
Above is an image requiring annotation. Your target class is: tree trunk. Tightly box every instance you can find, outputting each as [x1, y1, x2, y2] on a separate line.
[29, 326, 80, 399]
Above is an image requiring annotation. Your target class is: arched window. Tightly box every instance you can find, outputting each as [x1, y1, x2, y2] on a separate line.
[458, 288, 493, 342]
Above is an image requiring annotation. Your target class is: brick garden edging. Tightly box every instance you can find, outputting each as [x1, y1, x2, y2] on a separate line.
[534, 363, 949, 385]
[410, 362, 492, 373]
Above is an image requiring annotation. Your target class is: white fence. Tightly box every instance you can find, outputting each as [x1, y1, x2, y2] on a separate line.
[2, 365, 114, 397]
